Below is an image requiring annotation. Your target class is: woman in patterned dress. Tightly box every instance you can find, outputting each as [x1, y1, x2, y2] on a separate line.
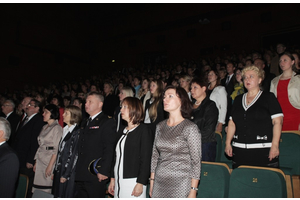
[32, 104, 62, 194]
[149, 86, 202, 198]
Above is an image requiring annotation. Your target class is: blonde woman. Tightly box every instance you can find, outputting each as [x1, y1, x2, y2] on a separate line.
[179, 75, 192, 101]
[226, 65, 283, 169]
[114, 87, 134, 132]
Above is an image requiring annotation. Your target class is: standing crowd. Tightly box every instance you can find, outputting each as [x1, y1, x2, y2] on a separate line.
[0, 42, 299, 198]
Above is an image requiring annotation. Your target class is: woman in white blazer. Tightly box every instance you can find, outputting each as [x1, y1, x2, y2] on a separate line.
[207, 69, 227, 132]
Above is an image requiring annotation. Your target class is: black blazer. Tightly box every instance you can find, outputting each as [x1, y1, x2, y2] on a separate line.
[52, 126, 80, 198]
[6, 112, 21, 146]
[0, 143, 20, 197]
[261, 72, 276, 92]
[191, 97, 218, 143]
[75, 112, 116, 182]
[103, 94, 120, 117]
[112, 124, 153, 185]
[12, 113, 45, 168]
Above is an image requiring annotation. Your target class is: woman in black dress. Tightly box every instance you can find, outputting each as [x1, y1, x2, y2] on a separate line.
[225, 65, 283, 169]
[52, 105, 82, 197]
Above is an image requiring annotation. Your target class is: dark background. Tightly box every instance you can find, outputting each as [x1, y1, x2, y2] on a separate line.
[1, 3, 300, 92]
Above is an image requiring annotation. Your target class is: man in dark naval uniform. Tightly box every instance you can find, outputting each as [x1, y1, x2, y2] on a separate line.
[75, 92, 116, 198]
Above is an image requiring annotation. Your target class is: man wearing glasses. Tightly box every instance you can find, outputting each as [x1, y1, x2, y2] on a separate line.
[1, 99, 19, 145]
[12, 99, 45, 197]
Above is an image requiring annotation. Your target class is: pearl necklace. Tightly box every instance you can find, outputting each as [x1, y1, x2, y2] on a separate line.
[195, 101, 201, 106]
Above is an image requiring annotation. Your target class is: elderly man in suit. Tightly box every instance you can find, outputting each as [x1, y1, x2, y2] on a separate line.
[0, 117, 19, 197]
[75, 92, 116, 198]
[12, 99, 45, 197]
[1, 99, 20, 145]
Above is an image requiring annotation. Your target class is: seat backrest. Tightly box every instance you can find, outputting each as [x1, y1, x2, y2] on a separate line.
[228, 165, 287, 198]
[32, 190, 54, 198]
[197, 161, 231, 198]
[215, 131, 222, 162]
[279, 131, 300, 175]
[15, 174, 28, 198]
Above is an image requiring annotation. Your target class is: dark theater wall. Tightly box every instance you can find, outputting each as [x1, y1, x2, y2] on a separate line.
[0, 3, 299, 93]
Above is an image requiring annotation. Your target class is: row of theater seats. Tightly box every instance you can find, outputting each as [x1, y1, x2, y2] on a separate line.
[197, 162, 294, 198]
[213, 130, 300, 198]
[16, 130, 300, 198]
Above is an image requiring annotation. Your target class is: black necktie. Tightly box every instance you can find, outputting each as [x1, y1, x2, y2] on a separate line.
[86, 117, 92, 126]
[226, 76, 230, 85]
[22, 117, 29, 127]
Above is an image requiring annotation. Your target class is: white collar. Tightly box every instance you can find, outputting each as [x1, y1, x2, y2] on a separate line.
[90, 111, 102, 121]
[242, 90, 263, 111]
[27, 113, 38, 122]
[5, 111, 13, 119]
[62, 123, 77, 139]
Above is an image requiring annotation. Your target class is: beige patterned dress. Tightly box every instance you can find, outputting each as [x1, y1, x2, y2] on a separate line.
[151, 119, 202, 198]
[32, 120, 62, 193]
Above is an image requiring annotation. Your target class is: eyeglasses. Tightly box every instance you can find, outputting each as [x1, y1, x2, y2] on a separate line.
[27, 104, 36, 107]
[2, 104, 12, 107]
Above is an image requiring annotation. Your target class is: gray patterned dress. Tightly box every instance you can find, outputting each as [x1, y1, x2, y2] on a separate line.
[151, 119, 202, 198]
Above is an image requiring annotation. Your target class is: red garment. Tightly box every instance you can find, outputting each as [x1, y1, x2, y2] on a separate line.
[277, 79, 300, 131]
[58, 107, 64, 127]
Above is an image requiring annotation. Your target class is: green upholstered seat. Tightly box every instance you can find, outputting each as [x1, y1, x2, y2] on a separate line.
[197, 161, 231, 198]
[32, 190, 54, 198]
[15, 174, 29, 198]
[146, 181, 150, 198]
[228, 166, 287, 198]
[279, 131, 300, 175]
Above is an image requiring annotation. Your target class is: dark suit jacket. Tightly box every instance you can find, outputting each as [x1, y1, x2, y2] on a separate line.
[221, 74, 235, 97]
[0, 142, 20, 197]
[261, 72, 276, 92]
[102, 94, 120, 117]
[12, 113, 45, 168]
[6, 112, 20, 146]
[111, 124, 153, 185]
[75, 112, 116, 182]
[191, 97, 218, 143]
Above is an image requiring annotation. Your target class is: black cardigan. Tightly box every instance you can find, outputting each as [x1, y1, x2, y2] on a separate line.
[112, 123, 153, 185]
[191, 96, 219, 143]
